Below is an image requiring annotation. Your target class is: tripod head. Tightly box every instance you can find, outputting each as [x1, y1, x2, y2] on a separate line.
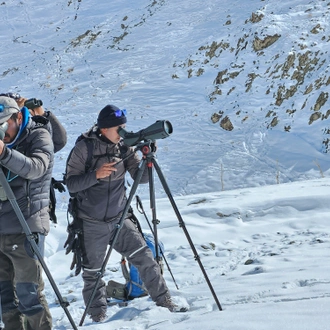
[135, 140, 158, 157]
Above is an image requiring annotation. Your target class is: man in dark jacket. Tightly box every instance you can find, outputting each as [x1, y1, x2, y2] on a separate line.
[0, 96, 54, 330]
[65, 105, 185, 323]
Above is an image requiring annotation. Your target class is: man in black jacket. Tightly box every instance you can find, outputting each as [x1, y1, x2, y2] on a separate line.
[65, 105, 186, 323]
[0, 96, 54, 330]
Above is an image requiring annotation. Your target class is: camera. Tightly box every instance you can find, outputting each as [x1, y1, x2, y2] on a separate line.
[118, 120, 173, 146]
[24, 98, 43, 110]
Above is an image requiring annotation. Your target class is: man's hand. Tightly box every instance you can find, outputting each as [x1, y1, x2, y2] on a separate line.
[96, 161, 117, 179]
[16, 97, 26, 109]
[18, 97, 45, 116]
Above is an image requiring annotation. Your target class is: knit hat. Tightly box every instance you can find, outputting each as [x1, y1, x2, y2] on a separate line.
[97, 104, 127, 129]
[0, 96, 20, 124]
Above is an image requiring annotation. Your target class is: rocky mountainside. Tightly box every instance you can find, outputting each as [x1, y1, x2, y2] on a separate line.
[175, 2, 330, 152]
[1, 0, 329, 194]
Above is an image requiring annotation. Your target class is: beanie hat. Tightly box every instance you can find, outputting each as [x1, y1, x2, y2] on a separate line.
[0, 96, 20, 124]
[97, 104, 127, 129]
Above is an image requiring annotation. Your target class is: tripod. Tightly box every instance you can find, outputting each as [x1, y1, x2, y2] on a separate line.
[0, 167, 78, 330]
[80, 140, 222, 325]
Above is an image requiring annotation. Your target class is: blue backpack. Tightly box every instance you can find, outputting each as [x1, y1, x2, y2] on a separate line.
[123, 233, 164, 299]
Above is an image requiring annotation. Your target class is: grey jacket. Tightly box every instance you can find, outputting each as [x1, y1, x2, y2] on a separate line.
[65, 127, 148, 222]
[0, 117, 54, 235]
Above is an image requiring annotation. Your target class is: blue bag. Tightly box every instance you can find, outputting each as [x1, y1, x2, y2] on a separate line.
[125, 233, 164, 299]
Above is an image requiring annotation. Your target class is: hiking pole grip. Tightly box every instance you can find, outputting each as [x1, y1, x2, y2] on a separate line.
[0, 167, 79, 329]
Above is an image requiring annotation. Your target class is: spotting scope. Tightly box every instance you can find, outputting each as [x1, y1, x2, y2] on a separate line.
[118, 120, 173, 146]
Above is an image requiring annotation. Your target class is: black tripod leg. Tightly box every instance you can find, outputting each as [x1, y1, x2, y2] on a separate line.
[0, 168, 79, 329]
[79, 158, 147, 326]
[147, 160, 162, 267]
[152, 159, 223, 311]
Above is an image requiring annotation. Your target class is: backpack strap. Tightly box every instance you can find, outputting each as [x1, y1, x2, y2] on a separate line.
[84, 139, 95, 173]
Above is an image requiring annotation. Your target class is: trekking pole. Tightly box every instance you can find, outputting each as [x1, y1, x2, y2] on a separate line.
[79, 151, 147, 326]
[0, 293, 4, 330]
[0, 168, 78, 330]
[135, 195, 179, 290]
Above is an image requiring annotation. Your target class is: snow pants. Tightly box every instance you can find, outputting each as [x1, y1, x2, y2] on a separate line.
[81, 216, 169, 317]
[0, 233, 52, 330]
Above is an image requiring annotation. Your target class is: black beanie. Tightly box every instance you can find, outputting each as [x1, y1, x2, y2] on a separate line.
[97, 104, 127, 128]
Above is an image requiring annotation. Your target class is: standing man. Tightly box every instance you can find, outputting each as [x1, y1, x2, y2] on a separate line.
[0, 92, 67, 153]
[0, 96, 54, 330]
[65, 105, 186, 323]
[0, 92, 68, 223]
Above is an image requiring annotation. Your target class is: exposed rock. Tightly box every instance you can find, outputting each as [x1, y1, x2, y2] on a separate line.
[252, 34, 281, 51]
[309, 112, 321, 125]
[214, 69, 228, 85]
[211, 112, 223, 123]
[314, 92, 328, 111]
[270, 117, 279, 128]
[249, 12, 264, 23]
[220, 116, 234, 131]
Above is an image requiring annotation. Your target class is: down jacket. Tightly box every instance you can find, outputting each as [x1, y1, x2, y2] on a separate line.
[0, 116, 54, 235]
[65, 127, 148, 222]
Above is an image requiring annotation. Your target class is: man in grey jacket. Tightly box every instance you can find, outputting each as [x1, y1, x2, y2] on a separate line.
[1, 92, 68, 223]
[65, 104, 186, 323]
[0, 96, 54, 330]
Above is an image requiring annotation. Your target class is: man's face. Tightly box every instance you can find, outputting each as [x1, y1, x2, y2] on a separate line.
[101, 124, 125, 144]
[3, 113, 21, 143]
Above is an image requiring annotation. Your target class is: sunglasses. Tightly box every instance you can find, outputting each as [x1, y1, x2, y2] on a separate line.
[0, 92, 21, 100]
[113, 109, 127, 117]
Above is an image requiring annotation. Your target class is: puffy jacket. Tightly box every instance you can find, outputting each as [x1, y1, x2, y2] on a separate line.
[65, 127, 148, 222]
[0, 116, 54, 234]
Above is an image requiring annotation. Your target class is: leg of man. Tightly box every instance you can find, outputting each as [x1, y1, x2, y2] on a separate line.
[4, 234, 52, 330]
[112, 218, 170, 304]
[0, 239, 24, 330]
[81, 219, 111, 318]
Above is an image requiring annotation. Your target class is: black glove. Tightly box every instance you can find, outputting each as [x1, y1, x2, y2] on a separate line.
[68, 236, 82, 276]
[52, 178, 66, 193]
[64, 222, 83, 276]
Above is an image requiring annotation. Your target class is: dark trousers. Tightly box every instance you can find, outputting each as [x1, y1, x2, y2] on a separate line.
[0, 234, 52, 330]
[81, 217, 169, 317]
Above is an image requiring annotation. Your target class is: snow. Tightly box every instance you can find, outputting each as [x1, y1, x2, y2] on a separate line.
[1, 0, 330, 329]
[47, 179, 330, 329]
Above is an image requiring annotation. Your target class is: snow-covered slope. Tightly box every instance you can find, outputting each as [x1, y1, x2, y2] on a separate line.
[1, 0, 330, 198]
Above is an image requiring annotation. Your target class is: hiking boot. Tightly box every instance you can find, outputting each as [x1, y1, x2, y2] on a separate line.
[156, 296, 188, 313]
[90, 311, 107, 322]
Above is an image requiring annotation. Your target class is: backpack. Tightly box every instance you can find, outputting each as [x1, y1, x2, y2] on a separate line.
[106, 233, 164, 301]
[28, 114, 64, 224]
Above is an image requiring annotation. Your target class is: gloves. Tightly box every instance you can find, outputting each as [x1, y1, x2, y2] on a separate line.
[69, 236, 82, 276]
[64, 222, 83, 276]
[52, 178, 66, 193]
